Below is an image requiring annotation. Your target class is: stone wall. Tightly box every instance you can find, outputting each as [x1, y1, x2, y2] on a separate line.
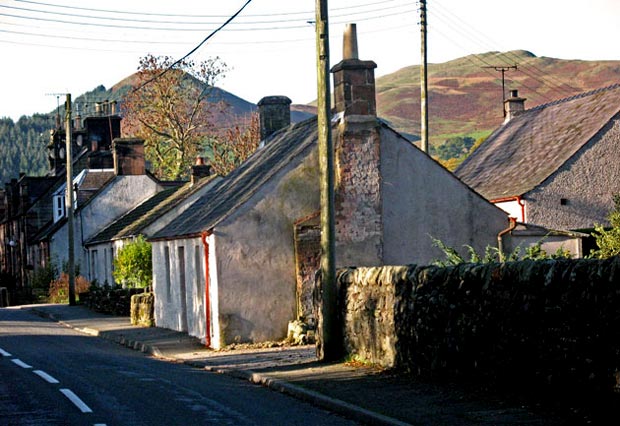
[338, 257, 620, 397]
[131, 292, 154, 327]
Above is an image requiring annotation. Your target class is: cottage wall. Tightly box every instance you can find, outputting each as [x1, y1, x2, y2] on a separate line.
[50, 175, 159, 277]
[152, 237, 205, 340]
[380, 127, 509, 265]
[212, 148, 320, 346]
[525, 115, 620, 230]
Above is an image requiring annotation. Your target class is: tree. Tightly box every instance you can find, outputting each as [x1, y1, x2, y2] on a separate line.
[113, 236, 152, 289]
[207, 112, 260, 176]
[122, 54, 227, 180]
[590, 195, 620, 258]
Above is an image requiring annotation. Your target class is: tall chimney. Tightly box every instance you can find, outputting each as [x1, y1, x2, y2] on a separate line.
[331, 24, 377, 116]
[257, 96, 292, 141]
[112, 138, 145, 176]
[504, 89, 526, 122]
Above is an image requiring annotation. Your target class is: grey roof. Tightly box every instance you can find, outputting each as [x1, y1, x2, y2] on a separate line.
[151, 117, 318, 240]
[455, 84, 620, 200]
[85, 176, 216, 246]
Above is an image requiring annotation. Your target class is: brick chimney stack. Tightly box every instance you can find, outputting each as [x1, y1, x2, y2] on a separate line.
[191, 156, 212, 185]
[504, 89, 527, 123]
[112, 138, 145, 176]
[258, 96, 292, 141]
[331, 23, 377, 116]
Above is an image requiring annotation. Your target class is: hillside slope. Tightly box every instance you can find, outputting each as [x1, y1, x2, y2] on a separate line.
[377, 50, 620, 146]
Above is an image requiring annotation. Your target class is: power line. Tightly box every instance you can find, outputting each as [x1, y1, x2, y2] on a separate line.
[133, 0, 253, 93]
[14, 0, 403, 19]
[2, 2, 411, 26]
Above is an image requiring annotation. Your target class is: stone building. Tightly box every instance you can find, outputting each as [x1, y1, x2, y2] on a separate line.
[456, 85, 620, 234]
[148, 26, 510, 348]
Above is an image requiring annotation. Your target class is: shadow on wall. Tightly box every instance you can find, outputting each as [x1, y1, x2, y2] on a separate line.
[220, 313, 254, 345]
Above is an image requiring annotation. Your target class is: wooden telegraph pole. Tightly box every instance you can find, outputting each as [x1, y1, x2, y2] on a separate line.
[65, 94, 76, 306]
[315, 0, 338, 361]
[420, 0, 429, 153]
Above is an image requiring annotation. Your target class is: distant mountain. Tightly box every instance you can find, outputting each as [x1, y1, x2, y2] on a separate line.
[376, 50, 620, 146]
[2, 51, 619, 184]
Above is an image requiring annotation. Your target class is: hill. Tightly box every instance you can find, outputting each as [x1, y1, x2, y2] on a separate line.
[376, 50, 620, 147]
[1, 50, 619, 183]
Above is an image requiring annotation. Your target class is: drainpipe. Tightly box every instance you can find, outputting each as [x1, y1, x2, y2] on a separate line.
[497, 217, 517, 262]
[201, 229, 213, 348]
[491, 195, 526, 222]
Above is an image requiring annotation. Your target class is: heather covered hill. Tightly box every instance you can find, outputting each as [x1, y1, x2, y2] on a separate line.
[376, 50, 620, 147]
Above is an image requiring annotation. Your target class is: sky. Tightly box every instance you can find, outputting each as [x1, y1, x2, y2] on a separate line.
[1, 0, 620, 121]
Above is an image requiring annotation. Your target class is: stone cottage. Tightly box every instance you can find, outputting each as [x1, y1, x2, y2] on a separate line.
[456, 85, 620, 234]
[148, 27, 511, 348]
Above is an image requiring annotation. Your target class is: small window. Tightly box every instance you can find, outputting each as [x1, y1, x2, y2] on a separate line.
[53, 195, 65, 222]
[560, 198, 568, 206]
[164, 246, 171, 300]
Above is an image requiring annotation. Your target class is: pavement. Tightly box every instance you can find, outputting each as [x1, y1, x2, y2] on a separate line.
[15, 303, 568, 426]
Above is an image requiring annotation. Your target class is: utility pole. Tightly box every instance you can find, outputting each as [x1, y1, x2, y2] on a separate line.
[419, 0, 429, 153]
[315, 0, 338, 361]
[482, 65, 517, 116]
[65, 93, 76, 306]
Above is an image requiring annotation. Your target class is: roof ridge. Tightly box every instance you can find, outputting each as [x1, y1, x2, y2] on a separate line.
[529, 83, 620, 112]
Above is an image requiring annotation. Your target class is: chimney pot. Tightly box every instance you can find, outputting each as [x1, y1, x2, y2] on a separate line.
[343, 23, 359, 60]
[257, 96, 292, 141]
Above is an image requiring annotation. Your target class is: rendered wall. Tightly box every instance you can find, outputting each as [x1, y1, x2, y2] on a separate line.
[380, 126, 509, 265]
[152, 237, 206, 341]
[526, 115, 620, 230]
[212, 148, 320, 346]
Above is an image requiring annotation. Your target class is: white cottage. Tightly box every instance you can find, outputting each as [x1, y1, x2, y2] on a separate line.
[44, 138, 162, 279]
[148, 28, 511, 348]
[84, 161, 220, 286]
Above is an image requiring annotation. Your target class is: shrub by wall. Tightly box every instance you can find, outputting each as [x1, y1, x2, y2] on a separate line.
[338, 257, 620, 398]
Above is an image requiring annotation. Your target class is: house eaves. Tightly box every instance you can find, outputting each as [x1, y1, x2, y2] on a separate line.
[85, 175, 218, 246]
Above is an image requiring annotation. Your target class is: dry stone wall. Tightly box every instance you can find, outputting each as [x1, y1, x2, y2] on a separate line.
[338, 257, 620, 397]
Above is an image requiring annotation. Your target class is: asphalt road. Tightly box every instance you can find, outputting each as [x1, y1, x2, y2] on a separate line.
[0, 308, 358, 425]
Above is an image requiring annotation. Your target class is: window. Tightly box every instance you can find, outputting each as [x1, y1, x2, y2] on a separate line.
[194, 245, 203, 293]
[164, 246, 171, 300]
[53, 195, 65, 222]
[178, 246, 186, 296]
[90, 250, 98, 282]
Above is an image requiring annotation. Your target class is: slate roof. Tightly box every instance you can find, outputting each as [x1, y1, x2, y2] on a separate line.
[455, 84, 620, 200]
[85, 176, 215, 246]
[151, 117, 319, 240]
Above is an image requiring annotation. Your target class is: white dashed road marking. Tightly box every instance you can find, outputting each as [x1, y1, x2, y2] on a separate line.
[60, 388, 93, 413]
[33, 370, 60, 384]
[11, 359, 32, 369]
[0, 348, 11, 357]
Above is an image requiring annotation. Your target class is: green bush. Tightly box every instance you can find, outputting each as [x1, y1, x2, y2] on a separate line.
[590, 195, 620, 258]
[113, 236, 152, 288]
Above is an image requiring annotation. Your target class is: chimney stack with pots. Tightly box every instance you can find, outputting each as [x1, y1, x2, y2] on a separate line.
[191, 156, 212, 185]
[331, 23, 377, 116]
[504, 89, 527, 123]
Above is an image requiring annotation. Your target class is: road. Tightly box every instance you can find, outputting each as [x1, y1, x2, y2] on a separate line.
[0, 308, 358, 425]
